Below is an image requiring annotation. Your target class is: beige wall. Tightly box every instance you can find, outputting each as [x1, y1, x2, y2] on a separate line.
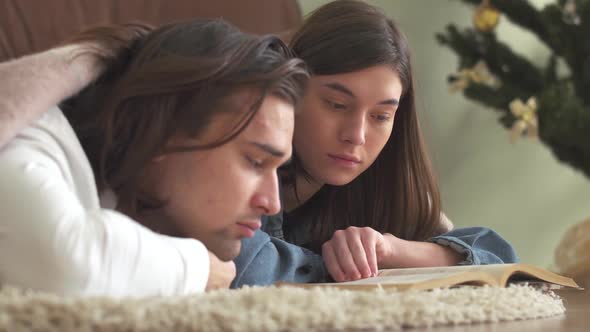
[299, 0, 590, 268]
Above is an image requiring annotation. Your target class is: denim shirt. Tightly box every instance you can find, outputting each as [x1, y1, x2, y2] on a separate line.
[231, 212, 519, 288]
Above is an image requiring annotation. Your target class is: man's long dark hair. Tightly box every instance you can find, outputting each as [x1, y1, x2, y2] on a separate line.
[61, 19, 308, 216]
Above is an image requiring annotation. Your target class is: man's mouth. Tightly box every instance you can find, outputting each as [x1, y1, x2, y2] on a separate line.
[235, 220, 262, 238]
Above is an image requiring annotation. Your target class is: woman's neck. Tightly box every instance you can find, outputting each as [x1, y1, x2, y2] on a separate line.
[282, 173, 324, 213]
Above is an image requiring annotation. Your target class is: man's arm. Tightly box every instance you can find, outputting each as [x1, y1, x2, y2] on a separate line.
[0, 158, 212, 296]
[0, 109, 210, 296]
[0, 163, 212, 295]
[0, 45, 104, 148]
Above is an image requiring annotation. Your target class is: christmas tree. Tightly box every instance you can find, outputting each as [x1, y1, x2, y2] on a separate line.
[436, 0, 590, 179]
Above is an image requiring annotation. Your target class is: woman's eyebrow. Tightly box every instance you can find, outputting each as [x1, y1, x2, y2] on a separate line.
[323, 82, 399, 106]
[323, 82, 354, 97]
[379, 98, 399, 106]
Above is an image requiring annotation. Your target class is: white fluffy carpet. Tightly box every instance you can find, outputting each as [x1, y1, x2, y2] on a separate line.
[0, 284, 564, 331]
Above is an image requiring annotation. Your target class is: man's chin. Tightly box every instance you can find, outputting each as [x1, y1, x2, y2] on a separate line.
[210, 241, 241, 262]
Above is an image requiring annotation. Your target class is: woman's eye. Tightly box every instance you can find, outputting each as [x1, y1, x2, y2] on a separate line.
[372, 114, 391, 122]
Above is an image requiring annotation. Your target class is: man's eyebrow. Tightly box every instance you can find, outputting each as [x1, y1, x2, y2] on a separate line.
[323, 82, 399, 106]
[248, 141, 286, 158]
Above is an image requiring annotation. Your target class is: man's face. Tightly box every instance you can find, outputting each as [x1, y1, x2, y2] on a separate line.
[141, 94, 293, 261]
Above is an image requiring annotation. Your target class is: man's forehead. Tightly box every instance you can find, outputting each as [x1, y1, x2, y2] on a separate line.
[246, 96, 293, 133]
[240, 100, 294, 156]
[240, 119, 293, 150]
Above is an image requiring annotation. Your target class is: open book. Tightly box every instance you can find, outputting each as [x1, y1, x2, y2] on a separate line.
[279, 263, 581, 291]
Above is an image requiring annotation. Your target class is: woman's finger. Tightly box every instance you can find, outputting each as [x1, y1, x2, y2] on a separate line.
[345, 228, 372, 278]
[360, 230, 379, 277]
[330, 231, 362, 280]
[322, 242, 346, 282]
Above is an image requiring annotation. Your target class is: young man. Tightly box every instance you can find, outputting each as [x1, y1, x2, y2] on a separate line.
[0, 20, 306, 297]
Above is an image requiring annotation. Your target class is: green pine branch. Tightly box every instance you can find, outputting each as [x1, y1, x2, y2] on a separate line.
[436, 25, 545, 96]
[540, 4, 578, 68]
[454, 0, 590, 103]
[454, 0, 559, 52]
[538, 82, 590, 178]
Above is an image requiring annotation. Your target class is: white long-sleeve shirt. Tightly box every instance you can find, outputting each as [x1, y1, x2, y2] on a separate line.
[0, 107, 209, 297]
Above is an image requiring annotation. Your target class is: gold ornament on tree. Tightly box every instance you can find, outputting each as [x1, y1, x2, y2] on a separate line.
[509, 97, 539, 143]
[473, 0, 501, 32]
[448, 60, 497, 93]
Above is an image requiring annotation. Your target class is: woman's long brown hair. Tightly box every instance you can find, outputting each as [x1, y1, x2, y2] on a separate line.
[60, 19, 308, 216]
[287, 0, 442, 252]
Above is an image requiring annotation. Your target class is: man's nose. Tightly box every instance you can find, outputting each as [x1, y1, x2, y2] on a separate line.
[252, 174, 282, 216]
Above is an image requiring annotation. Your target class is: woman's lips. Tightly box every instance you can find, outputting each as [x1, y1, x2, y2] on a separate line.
[328, 153, 361, 168]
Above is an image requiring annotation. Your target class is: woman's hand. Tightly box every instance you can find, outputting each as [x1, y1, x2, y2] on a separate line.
[321, 226, 394, 282]
[321, 226, 464, 282]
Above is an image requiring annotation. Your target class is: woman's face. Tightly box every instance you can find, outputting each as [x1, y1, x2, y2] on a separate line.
[293, 65, 403, 186]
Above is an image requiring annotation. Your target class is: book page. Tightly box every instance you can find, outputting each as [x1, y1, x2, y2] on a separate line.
[378, 264, 513, 281]
[502, 264, 581, 288]
[278, 263, 580, 291]
[337, 270, 482, 285]
[294, 270, 497, 291]
[377, 264, 580, 289]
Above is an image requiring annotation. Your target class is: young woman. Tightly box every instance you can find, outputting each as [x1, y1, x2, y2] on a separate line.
[231, 0, 518, 286]
[0, 19, 307, 296]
